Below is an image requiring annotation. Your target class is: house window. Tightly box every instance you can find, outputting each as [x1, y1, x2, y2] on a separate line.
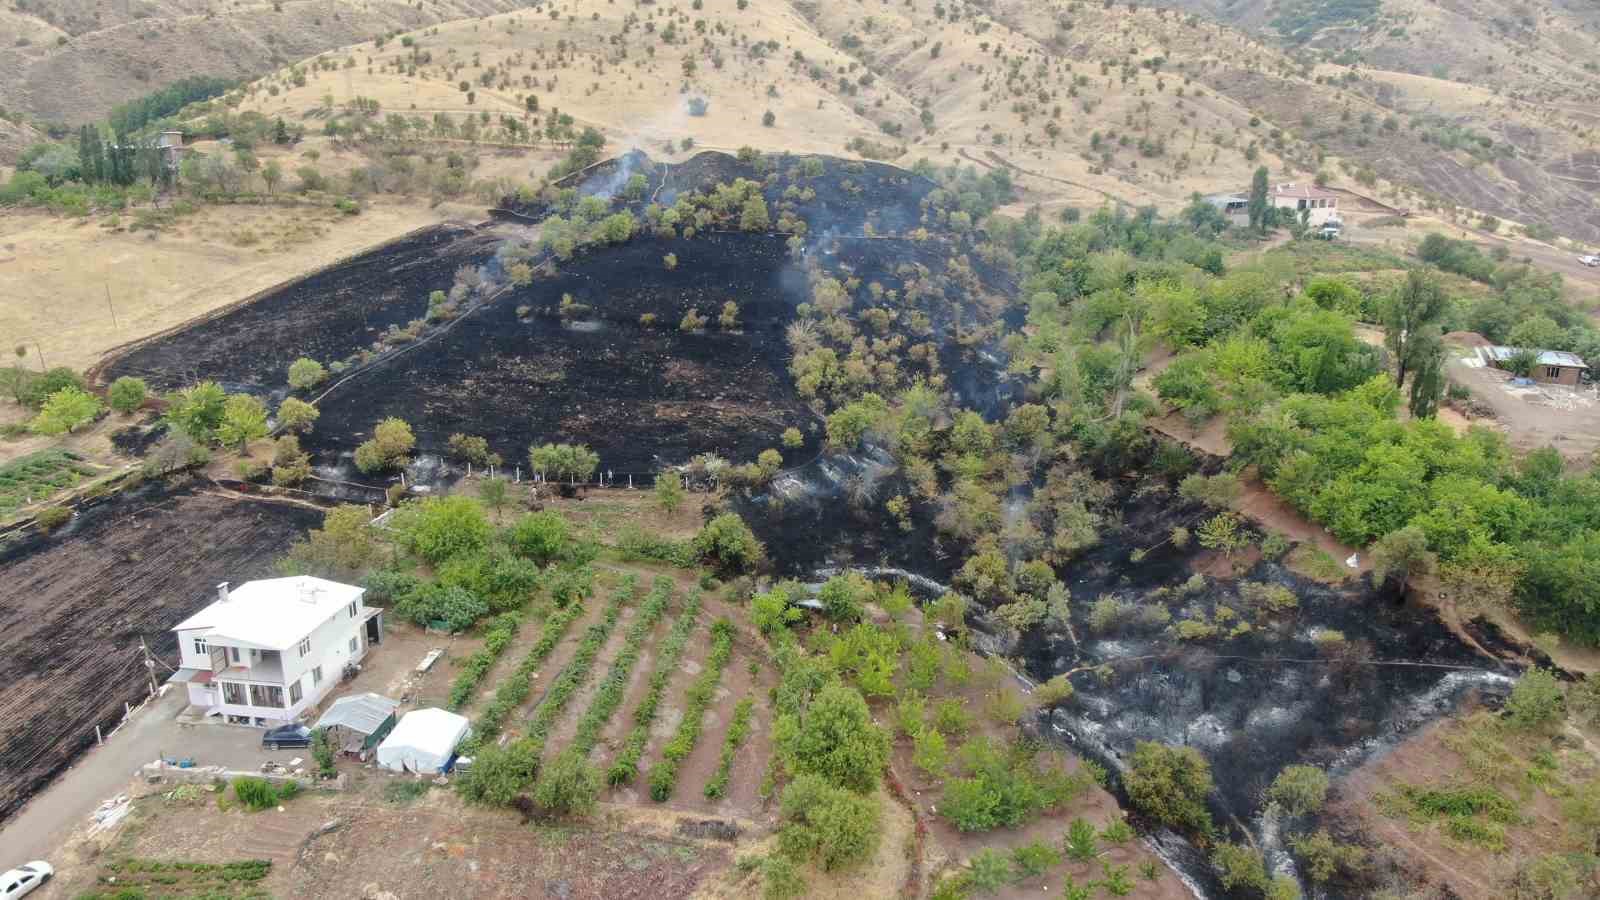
[312, 666, 323, 686]
[193, 637, 207, 656]
[249, 684, 286, 708]
[349, 636, 359, 654]
[298, 637, 312, 657]
[222, 682, 247, 705]
[229, 647, 240, 664]
[348, 601, 358, 619]
[1547, 366, 1563, 379]
[289, 680, 303, 704]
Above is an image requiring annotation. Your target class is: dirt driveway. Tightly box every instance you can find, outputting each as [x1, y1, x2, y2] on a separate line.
[1447, 354, 1600, 466]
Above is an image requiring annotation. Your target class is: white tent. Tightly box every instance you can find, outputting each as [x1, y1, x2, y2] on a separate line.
[375, 708, 470, 774]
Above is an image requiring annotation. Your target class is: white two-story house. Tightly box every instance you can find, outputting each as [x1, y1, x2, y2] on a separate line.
[169, 576, 384, 726]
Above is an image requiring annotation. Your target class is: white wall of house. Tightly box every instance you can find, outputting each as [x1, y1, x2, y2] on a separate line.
[180, 595, 373, 723]
[1273, 196, 1340, 226]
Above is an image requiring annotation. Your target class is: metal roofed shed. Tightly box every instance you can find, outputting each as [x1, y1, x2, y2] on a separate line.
[313, 692, 399, 756]
[1479, 345, 1590, 386]
[375, 708, 470, 774]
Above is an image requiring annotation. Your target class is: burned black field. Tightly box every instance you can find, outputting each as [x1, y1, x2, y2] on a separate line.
[0, 481, 318, 823]
[104, 226, 498, 394]
[308, 231, 815, 472]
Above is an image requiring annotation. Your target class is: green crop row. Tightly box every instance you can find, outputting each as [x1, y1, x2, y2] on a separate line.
[519, 576, 638, 772]
[703, 695, 755, 800]
[446, 611, 525, 711]
[647, 618, 736, 801]
[568, 576, 676, 757]
[606, 590, 703, 786]
[461, 598, 587, 754]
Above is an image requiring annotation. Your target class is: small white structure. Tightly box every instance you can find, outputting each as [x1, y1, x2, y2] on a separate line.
[376, 708, 470, 774]
[169, 576, 384, 726]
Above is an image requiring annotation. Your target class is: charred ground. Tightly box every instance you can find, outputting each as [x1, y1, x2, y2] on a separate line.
[0, 480, 318, 823]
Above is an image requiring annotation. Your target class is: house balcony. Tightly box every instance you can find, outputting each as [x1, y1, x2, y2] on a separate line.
[213, 647, 286, 684]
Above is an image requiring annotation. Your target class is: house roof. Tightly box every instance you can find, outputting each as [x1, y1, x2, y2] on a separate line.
[171, 576, 365, 651]
[1484, 346, 1590, 369]
[314, 692, 399, 735]
[1271, 183, 1340, 201]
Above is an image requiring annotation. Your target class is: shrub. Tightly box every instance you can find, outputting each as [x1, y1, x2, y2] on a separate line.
[653, 472, 686, 513]
[816, 571, 868, 622]
[16, 367, 85, 409]
[530, 749, 600, 816]
[1504, 667, 1564, 730]
[232, 776, 292, 810]
[276, 397, 319, 432]
[506, 510, 570, 564]
[763, 854, 807, 900]
[447, 433, 493, 466]
[705, 696, 756, 799]
[34, 506, 71, 530]
[912, 725, 949, 777]
[1063, 817, 1098, 861]
[1212, 842, 1268, 892]
[940, 737, 1093, 832]
[217, 394, 268, 449]
[967, 848, 1012, 892]
[1267, 765, 1329, 815]
[30, 387, 102, 435]
[693, 513, 764, 573]
[1011, 840, 1061, 878]
[287, 357, 327, 390]
[1123, 741, 1214, 832]
[395, 583, 488, 632]
[1288, 829, 1366, 882]
[107, 376, 148, 413]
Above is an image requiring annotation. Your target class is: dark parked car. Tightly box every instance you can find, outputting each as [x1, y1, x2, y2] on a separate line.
[262, 724, 313, 750]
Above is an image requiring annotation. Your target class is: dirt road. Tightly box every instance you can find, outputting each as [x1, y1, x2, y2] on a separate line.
[0, 689, 263, 868]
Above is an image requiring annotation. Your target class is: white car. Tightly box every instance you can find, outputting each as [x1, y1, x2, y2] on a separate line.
[1579, 254, 1600, 267]
[0, 862, 52, 899]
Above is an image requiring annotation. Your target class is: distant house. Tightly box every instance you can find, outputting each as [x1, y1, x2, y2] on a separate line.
[169, 576, 384, 726]
[1271, 183, 1341, 227]
[155, 131, 186, 172]
[1480, 346, 1590, 386]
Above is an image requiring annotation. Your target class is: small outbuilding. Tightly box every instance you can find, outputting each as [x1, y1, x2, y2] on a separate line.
[313, 692, 399, 759]
[375, 707, 470, 774]
[1480, 346, 1590, 386]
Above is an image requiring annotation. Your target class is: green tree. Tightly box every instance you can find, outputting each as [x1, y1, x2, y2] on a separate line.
[262, 160, 283, 193]
[282, 505, 382, 579]
[393, 495, 492, 565]
[165, 381, 228, 442]
[355, 417, 415, 473]
[1247, 166, 1270, 233]
[693, 513, 764, 573]
[1407, 331, 1446, 419]
[287, 357, 327, 391]
[774, 681, 890, 793]
[778, 773, 882, 871]
[1369, 525, 1434, 589]
[1382, 271, 1448, 387]
[1212, 843, 1269, 892]
[107, 376, 148, 414]
[528, 442, 599, 482]
[1123, 741, 1214, 832]
[218, 394, 269, 449]
[1506, 314, 1563, 351]
[277, 397, 319, 433]
[654, 472, 686, 513]
[477, 476, 511, 520]
[741, 194, 771, 231]
[817, 572, 869, 622]
[29, 387, 102, 435]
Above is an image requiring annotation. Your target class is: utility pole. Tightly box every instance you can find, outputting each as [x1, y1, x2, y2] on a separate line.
[139, 636, 159, 697]
[105, 283, 120, 330]
[33, 343, 47, 371]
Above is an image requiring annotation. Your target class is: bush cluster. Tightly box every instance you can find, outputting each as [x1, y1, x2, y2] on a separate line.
[568, 578, 674, 757]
